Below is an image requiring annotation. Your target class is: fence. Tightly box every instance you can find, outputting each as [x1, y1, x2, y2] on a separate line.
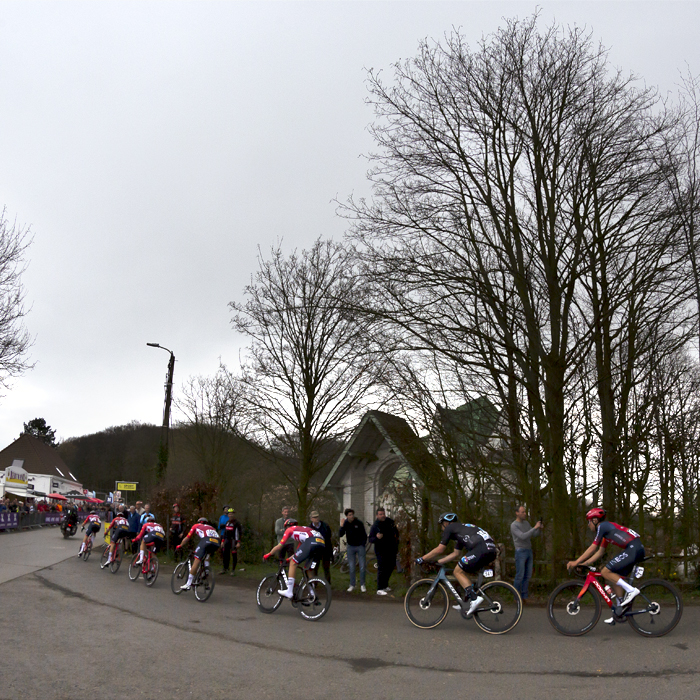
[0, 511, 106, 531]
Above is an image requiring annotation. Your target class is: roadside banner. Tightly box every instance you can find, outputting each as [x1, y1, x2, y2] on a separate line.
[0, 513, 19, 529]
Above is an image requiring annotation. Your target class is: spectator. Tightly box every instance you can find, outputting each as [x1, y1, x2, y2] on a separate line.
[218, 505, 230, 537]
[139, 503, 154, 525]
[511, 505, 543, 603]
[309, 510, 333, 584]
[369, 507, 399, 596]
[135, 500, 144, 515]
[220, 508, 242, 576]
[274, 505, 294, 562]
[338, 508, 368, 593]
[170, 503, 185, 560]
[127, 505, 141, 553]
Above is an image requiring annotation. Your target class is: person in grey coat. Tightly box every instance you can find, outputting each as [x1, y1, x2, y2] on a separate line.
[511, 505, 543, 601]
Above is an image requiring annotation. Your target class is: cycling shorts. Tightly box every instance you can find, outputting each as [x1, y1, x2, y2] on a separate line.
[194, 539, 220, 561]
[112, 529, 130, 542]
[457, 541, 497, 574]
[143, 532, 166, 552]
[85, 523, 101, 537]
[292, 539, 324, 566]
[605, 538, 645, 576]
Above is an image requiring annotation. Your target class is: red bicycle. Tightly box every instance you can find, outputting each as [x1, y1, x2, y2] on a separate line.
[128, 542, 160, 587]
[548, 561, 683, 637]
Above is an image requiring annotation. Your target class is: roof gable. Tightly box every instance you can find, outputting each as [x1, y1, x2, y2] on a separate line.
[0, 434, 75, 480]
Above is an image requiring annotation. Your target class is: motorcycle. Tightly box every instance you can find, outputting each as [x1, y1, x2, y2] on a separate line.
[61, 512, 78, 538]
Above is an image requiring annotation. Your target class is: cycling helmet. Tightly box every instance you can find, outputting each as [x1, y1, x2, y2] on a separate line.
[586, 507, 606, 521]
[172, 503, 179, 508]
[438, 512, 460, 524]
[198, 517, 208, 524]
[146, 515, 155, 522]
[227, 507, 235, 514]
[283, 518, 298, 528]
[90, 509, 97, 514]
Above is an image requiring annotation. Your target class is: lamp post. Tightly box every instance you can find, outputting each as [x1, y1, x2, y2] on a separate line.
[147, 343, 175, 482]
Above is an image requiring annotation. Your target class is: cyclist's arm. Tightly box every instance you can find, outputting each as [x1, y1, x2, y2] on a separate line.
[581, 546, 605, 566]
[438, 549, 462, 565]
[567, 543, 600, 569]
[420, 543, 447, 561]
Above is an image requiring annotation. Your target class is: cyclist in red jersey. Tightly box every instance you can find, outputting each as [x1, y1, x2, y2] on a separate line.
[176, 517, 221, 590]
[132, 515, 167, 565]
[78, 510, 101, 557]
[101, 512, 130, 568]
[567, 507, 645, 620]
[263, 518, 325, 598]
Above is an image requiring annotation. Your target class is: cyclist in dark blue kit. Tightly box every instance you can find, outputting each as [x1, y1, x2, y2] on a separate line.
[416, 513, 497, 617]
[567, 507, 645, 622]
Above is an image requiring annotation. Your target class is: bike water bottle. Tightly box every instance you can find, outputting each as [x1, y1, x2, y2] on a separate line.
[604, 585, 613, 599]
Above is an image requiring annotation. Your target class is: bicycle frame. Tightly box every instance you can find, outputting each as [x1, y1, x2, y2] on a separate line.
[425, 565, 494, 614]
[578, 566, 646, 616]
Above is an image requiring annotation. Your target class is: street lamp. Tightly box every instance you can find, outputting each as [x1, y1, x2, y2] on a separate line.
[147, 343, 175, 482]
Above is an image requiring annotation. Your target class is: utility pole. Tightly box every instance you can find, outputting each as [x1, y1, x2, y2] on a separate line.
[147, 343, 175, 482]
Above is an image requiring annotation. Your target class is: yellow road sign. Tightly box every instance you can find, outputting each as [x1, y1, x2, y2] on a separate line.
[116, 482, 137, 491]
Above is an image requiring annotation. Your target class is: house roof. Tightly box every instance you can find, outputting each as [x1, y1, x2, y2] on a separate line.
[0, 434, 77, 481]
[434, 396, 501, 449]
[321, 410, 439, 490]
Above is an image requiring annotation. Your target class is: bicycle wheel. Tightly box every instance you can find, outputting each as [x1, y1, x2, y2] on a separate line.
[110, 550, 122, 574]
[548, 581, 601, 636]
[128, 554, 141, 581]
[171, 561, 189, 594]
[297, 577, 332, 621]
[404, 579, 450, 629]
[194, 568, 215, 602]
[256, 574, 284, 613]
[100, 546, 109, 568]
[145, 556, 159, 587]
[628, 579, 683, 637]
[472, 581, 522, 634]
[83, 544, 92, 562]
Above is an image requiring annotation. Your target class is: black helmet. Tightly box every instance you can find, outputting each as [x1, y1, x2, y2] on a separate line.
[284, 518, 298, 528]
[438, 512, 460, 524]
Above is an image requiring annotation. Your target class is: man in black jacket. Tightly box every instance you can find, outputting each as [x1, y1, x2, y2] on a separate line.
[369, 507, 399, 595]
[309, 510, 332, 583]
[338, 508, 368, 592]
[221, 508, 242, 575]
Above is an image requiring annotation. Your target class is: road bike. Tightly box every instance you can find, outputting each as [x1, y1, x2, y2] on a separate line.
[170, 551, 215, 602]
[404, 563, 522, 634]
[80, 530, 96, 562]
[256, 558, 331, 621]
[100, 535, 128, 573]
[128, 542, 160, 587]
[547, 560, 683, 637]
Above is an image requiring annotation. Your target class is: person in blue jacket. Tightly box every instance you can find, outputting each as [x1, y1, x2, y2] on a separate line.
[218, 505, 230, 537]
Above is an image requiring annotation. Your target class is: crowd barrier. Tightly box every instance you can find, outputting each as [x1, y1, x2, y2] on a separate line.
[0, 510, 106, 531]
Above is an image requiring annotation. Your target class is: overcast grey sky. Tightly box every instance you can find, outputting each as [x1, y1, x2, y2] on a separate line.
[0, 1, 698, 448]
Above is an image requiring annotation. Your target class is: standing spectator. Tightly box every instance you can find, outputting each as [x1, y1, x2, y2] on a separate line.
[309, 510, 332, 584]
[139, 503, 154, 525]
[135, 500, 144, 515]
[511, 505, 543, 603]
[220, 508, 242, 576]
[127, 504, 141, 553]
[170, 503, 185, 560]
[369, 507, 399, 596]
[338, 508, 368, 593]
[274, 506, 294, 561]
[218, 505, 230, 537]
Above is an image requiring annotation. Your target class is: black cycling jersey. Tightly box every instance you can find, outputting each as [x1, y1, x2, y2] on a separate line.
[440, 522, 496, 551]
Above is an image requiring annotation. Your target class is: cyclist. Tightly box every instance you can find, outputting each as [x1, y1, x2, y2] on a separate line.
[263, 518, 325, 598]
[416, 513, 498, 616]
[78, 510, 102, 558]
[101, 511, 130, 568]
[176, 517, 221, 591]
[567, 507, 644, 622]
[132, 515, 167, 566]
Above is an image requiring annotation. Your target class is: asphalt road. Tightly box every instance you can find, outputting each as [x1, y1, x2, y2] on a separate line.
[1, 529, 698, 700]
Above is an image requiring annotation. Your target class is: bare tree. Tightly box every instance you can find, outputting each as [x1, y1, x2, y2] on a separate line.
[345, 16, 686, 571]
[231, 238, 388, 519]
[0, 209, 32, 390]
